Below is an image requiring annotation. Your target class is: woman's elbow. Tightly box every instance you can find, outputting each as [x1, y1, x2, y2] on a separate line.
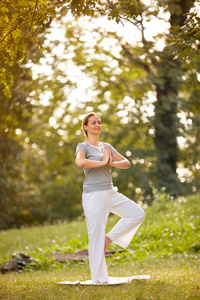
[76, 159, 84, 168]
[126, 160, 131, 169]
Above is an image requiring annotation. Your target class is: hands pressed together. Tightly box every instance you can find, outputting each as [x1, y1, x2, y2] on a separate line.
[102, 146, 113, 167]
[76, 144, 130, 169]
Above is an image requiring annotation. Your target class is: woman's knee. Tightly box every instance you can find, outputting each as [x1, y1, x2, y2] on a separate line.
[139, 208, 145, 221]
[132, 206, 145, 223]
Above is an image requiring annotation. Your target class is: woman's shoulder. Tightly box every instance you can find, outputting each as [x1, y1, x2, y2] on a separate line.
[76, 142, 87, 150]
[77, 141, 87, 146]
[75, 142, 88, 157]
[102, 142, 112, 148]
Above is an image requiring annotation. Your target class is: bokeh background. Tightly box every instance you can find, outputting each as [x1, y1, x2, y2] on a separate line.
[0, 0, 200, 229]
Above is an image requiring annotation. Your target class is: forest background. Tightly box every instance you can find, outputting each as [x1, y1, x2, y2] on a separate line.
[0, 0, 200, 229]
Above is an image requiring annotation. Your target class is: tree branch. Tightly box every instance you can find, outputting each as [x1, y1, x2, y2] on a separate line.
[0, 23, 27, 44]
[121, 43, 150, 72]
[31, 0, 39, 32]
[137, 0, 147, 47]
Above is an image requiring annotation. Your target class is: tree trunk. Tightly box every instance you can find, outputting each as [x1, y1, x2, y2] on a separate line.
[154, 51, 182, 194]
[153, 0, 194, 195]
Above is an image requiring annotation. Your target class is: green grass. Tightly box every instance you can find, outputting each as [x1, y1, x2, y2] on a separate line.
[0, 220, 88, 259]
[0, 258, 199, 300]
[0, 193, 200, 299]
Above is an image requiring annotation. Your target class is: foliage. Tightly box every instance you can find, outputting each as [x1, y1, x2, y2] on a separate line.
[1, 0, 199, 96]
[1, 0, 200, 229]
[0, 13, 80, 229]
[0, 59, 36, 229]
[0, 0, 52, 96]
[0, 0, 138, 97]
[171, 7, 200, 58]
[59, 2, 200, 197]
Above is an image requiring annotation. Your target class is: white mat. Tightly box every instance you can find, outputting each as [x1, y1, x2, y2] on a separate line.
[57, 275, 150, 285]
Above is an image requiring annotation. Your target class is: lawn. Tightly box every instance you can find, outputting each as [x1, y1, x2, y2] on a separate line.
[0, 192, 200, 299]
[0, 257, 199, 300]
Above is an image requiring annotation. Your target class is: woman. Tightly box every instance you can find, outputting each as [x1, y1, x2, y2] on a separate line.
[75, 112, 145, 284]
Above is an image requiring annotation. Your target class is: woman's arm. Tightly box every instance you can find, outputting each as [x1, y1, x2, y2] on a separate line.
[76, 147, 110, 169]
[109, 151, 131, 169]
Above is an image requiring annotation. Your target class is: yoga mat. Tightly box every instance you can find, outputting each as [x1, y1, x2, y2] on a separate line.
[57, 275, 150, 285]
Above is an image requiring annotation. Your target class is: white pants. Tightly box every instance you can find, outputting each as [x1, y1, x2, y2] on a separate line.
[82, 188, 145, 284]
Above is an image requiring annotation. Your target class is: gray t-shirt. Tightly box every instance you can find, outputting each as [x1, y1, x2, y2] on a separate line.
[75, 142, 117, 193]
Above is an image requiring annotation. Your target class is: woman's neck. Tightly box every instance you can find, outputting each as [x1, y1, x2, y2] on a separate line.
[86, 136, 100, 147]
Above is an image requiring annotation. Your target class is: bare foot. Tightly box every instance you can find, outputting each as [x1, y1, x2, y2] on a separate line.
[104, 236, 112, 253]
[96, 281, 109, 285]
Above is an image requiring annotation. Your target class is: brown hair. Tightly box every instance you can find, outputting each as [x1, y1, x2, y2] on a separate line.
[82, 112, 100, 137]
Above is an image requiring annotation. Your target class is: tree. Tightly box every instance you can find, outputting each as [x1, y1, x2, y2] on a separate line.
[0, 0, 137, 97]
[1, 0, 200, 229]
[171, 7, 200, 58]
[63, 0, 199, 196]
[29, 0, 199, 205]
[2, 1, 198, 95]
[0, 59, 35, 228]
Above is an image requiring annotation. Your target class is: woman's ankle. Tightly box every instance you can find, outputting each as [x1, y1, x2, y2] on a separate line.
[104, 236, 112, 253]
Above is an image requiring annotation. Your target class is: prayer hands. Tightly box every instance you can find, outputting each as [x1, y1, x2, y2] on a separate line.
[108, 151, 114, 167]
[102, 146, 110, 165]
[102, 146, 113, 166]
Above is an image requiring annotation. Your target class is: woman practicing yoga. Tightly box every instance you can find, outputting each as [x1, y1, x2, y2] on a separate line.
[75, 112, 145, 284]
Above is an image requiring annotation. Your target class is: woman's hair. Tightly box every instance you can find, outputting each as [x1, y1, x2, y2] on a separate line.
[82, 112, 100, 137]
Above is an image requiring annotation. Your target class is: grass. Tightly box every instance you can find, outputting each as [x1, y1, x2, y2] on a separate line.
[0, 258, 199, 300]
[0, 220, 88, 259]
[0, 192, 200, 299]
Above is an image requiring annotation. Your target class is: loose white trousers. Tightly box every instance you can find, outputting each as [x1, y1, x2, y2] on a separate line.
[82, 188, 145, 284]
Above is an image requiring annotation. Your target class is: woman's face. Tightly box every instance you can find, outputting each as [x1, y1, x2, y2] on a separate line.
[84, 115, 102, 136]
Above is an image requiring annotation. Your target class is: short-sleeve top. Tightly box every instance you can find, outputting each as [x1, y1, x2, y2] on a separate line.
[75, 142, 117, 193]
